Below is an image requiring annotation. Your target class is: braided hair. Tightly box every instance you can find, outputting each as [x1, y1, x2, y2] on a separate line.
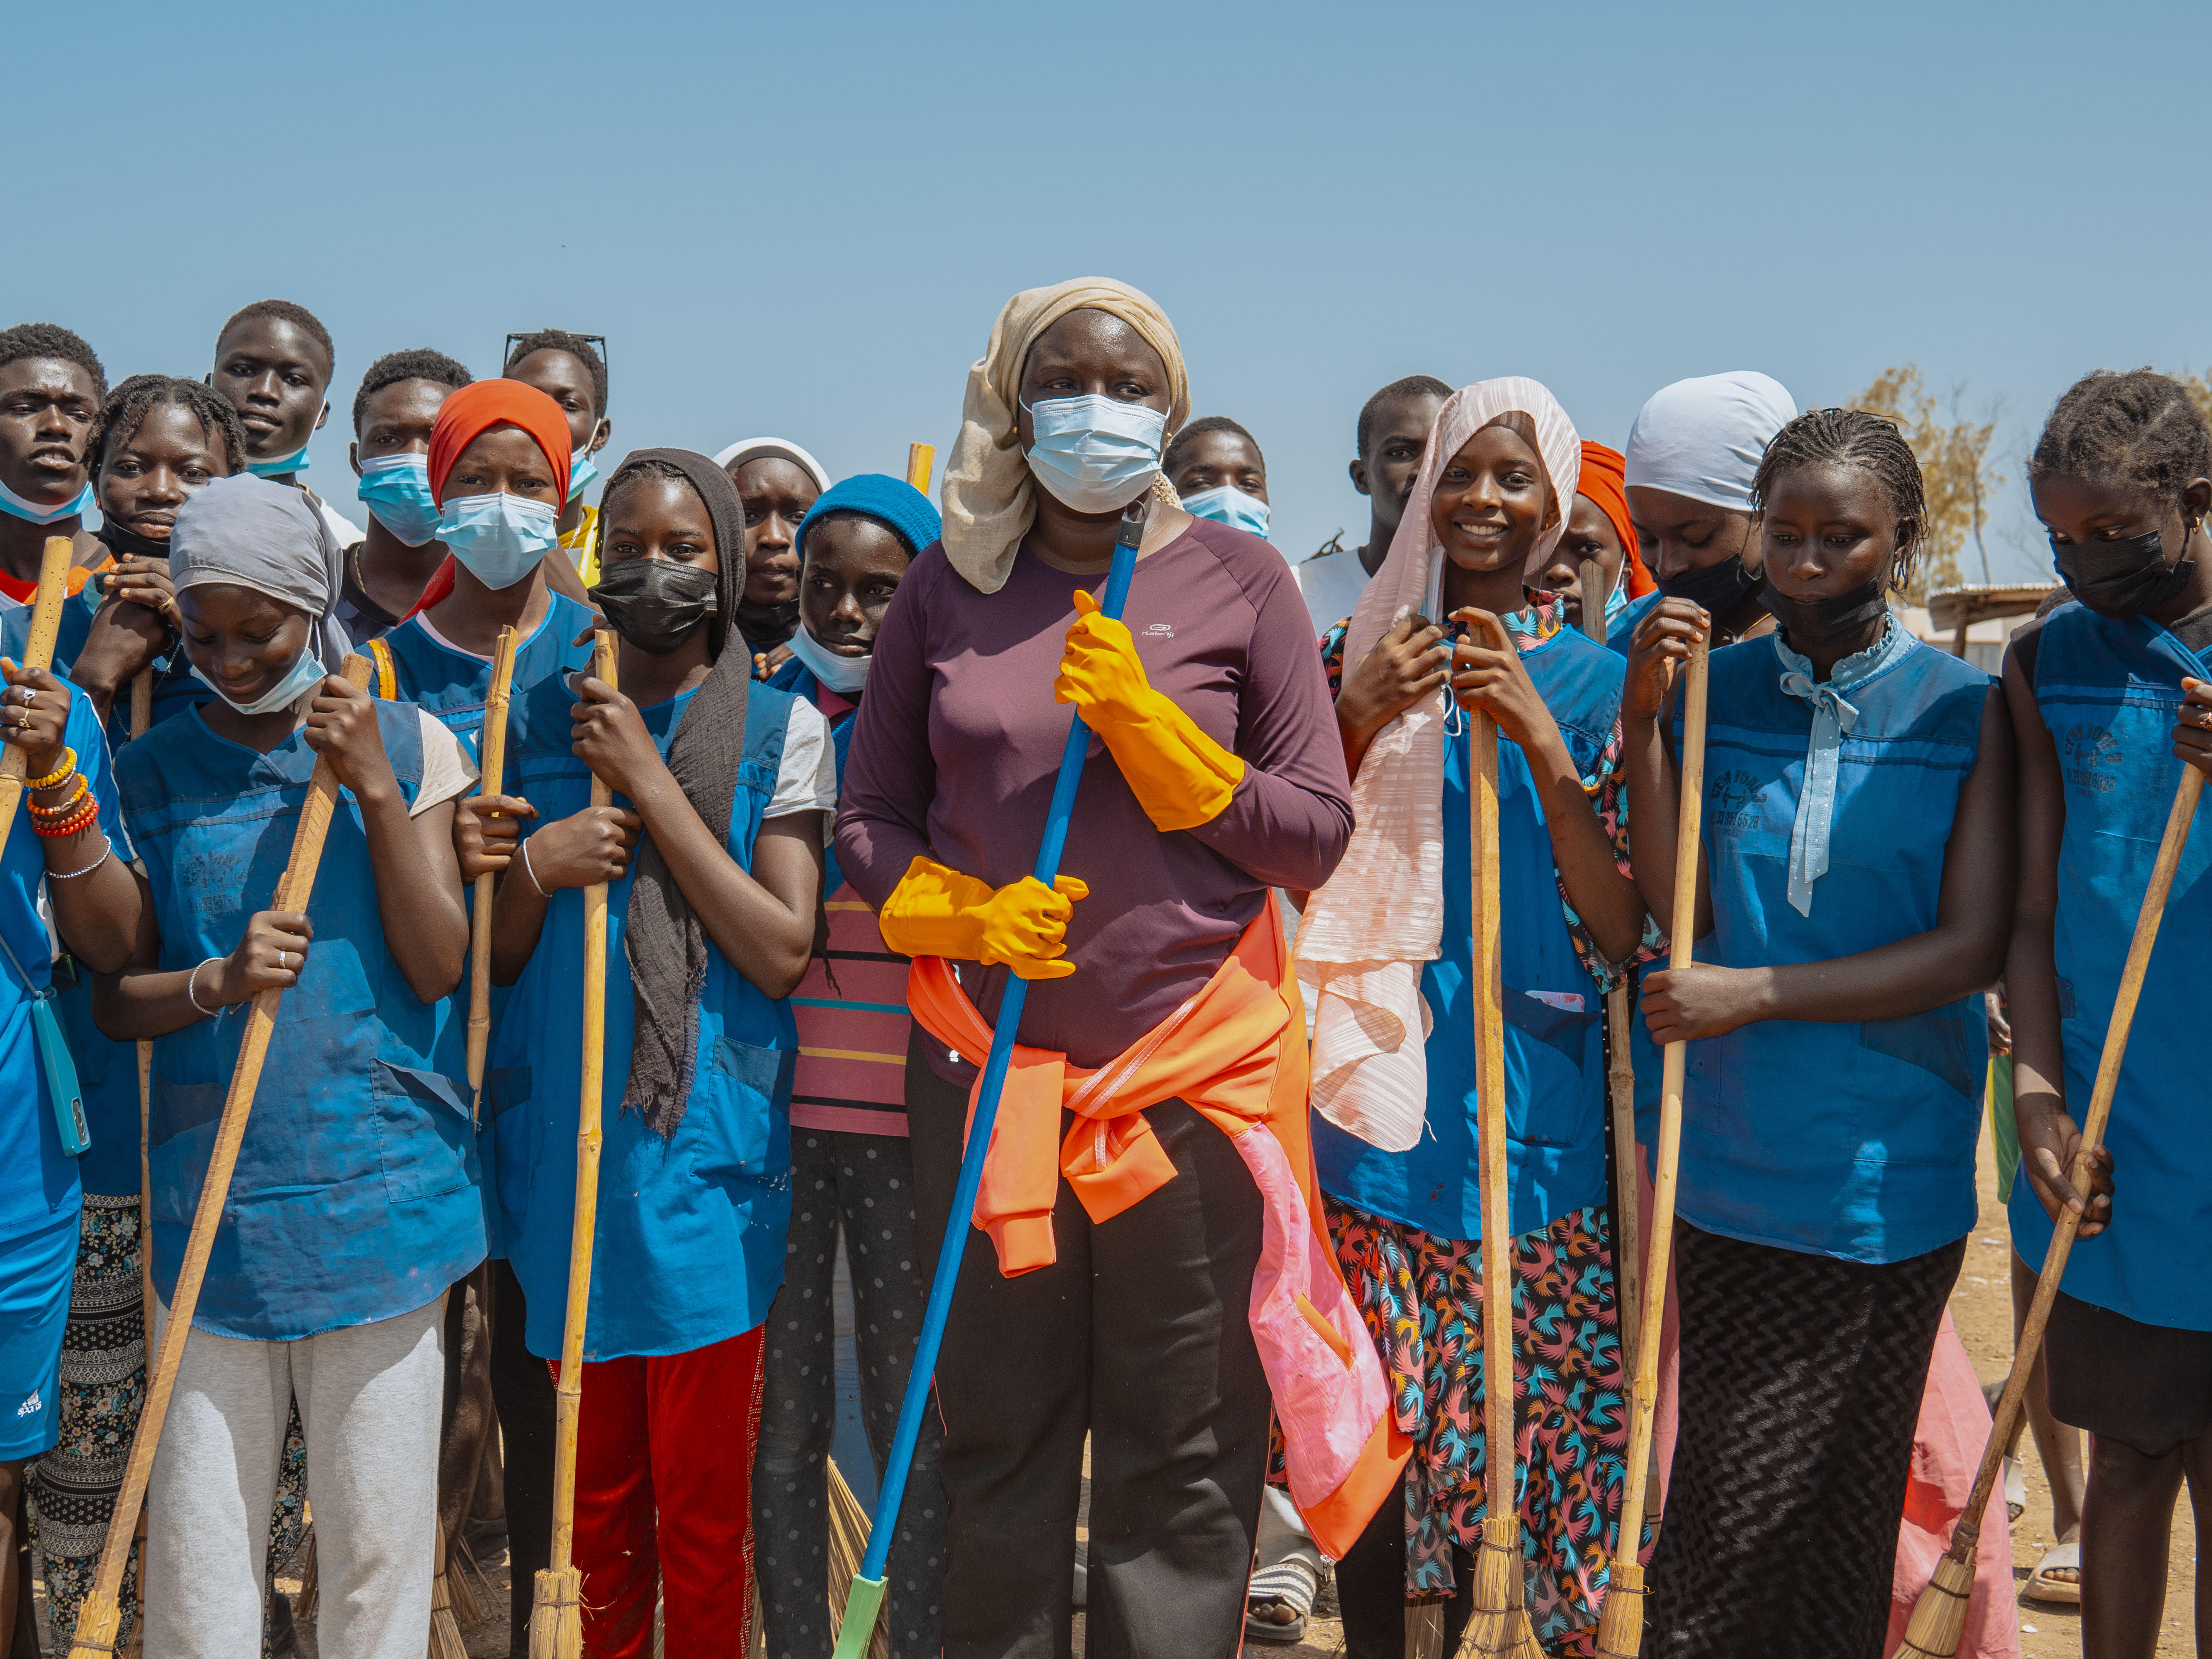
[89, 374, 248, 478]
[2029, 369, 2212, 518]
[1750, 407, 1928, 593]
[504, 329, 607, 416]
[0, 322, 107, 400]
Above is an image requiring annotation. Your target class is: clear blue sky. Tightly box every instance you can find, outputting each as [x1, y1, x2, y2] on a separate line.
[17, 0, 2208, 585]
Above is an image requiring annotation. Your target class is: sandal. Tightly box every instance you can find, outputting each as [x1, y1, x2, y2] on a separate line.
[1246, 1558, 1321, 1646]
[2003, 1456, 2027, 1525]
[2026, 1538, 2081, 1605]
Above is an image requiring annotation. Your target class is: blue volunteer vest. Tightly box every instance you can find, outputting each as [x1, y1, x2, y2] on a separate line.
[490, 674, 798, 1361]
[368, 594, 597, 1255]
[1672, 630, 1989, 1265]
[2009, 602, 2212, 1329]
[0, 684, 126, 1238]
[117, 701, 486, 1339]
[2, 595, 207, 1197]
[1314, 625, 1623, 1241]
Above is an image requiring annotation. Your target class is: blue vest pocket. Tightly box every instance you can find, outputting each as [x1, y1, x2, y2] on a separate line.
[369, 1060, 474, 1204]
[1504, 988, 1596, 1072]
[1858, 1011, 1975, 1100]
[686, 1039, 791, 1180]
[151, 1075, 227, 1147]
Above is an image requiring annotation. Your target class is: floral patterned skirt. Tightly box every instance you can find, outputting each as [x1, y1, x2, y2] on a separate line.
[1325, 1198, 1632, 1656]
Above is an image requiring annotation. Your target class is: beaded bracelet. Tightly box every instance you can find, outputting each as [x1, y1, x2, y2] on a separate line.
[27, 774, 88, 818]
[46, 838, 111, 881]
[34, 793, 100, 839]
[25, 749, 76, 792]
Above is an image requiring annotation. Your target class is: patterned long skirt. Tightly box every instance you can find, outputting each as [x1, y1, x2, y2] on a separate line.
[28, 1194, 310, 1655]
[1326, 1199, 1631, 1657]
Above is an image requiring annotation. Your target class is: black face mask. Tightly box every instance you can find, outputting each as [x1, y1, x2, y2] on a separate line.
[1762, 577, 1890, 649]
[97, 521, 174, 565]
[2052, 524, 2198, 619]
[594, 558, 720, 656]
[1660, 551, 1763, 619]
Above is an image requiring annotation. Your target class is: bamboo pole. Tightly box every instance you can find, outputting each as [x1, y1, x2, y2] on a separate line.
[528, 630, 618, 1659]
[904, 443, 935, 496]
[1460, 613, 1541, 1659]
[1593, 633, 1708, 1659]
[467, 625, 520, 1117]
[1895, 760, 2206, 1658]
[0, 539, 74, 849]
[69, 654, 376, 1659]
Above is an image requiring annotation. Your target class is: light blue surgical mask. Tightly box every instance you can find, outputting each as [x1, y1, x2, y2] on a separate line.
[436, 491, 560, 590]
[1023, 395, 1166, 513]
[1178, 483, 1270, 540]
[1603, 568, 1630, 629]
[0, 472, 92, 526]
[355, 453, 443, 547]
[246, 443, 310, 478]
[569, 445, 600, 504]
[786, 620, 871, 693]
[194, 645, 330, 717]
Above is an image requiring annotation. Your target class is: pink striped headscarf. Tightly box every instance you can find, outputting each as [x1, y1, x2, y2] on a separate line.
[1293, 378, 1580, 1153]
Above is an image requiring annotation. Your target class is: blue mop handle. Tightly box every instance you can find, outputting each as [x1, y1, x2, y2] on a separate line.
[843, 503, 1144, 1603]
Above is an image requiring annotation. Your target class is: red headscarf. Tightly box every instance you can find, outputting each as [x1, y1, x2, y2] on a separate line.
[1578, 440, 1655, 598]
[406, 379, 576, 617]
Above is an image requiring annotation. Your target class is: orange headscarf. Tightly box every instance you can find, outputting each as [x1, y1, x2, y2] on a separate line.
[1578, 439, 1655, 598]
[405, 379, 574, 618]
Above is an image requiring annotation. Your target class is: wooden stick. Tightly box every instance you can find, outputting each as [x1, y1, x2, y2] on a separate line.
[1896, 761, 2206, 1659]
[69, 654, 376, 1659]
[1460, 612, 1540, 1659]
[529, 630, 617, 1659]
[905, 442, 936, 496]
[0, 539, 74, 849]
[1594, 633, 1709, 1659]
[1606, 985, 1643, 1379]
[467, 625, 520, 1114]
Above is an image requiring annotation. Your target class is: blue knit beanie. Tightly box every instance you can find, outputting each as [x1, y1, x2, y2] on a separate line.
[794, 473, 942, 565]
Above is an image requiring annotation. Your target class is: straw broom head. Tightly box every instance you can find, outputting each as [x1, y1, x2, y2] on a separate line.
[1592, 1556, 1645, 1658]
[1891, 1551, 1975, 1659]
[528, 1567, 585, 1659]
[1453, 1513, 1529, 1657]
[429, 1516, 469, 1659]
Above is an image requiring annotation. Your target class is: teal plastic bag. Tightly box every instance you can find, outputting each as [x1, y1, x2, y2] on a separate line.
[0, 927, 88, 1158]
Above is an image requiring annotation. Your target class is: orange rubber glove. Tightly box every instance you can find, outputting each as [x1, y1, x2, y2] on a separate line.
[876, 854, 1089, 980]
[1053, 589, 1245, 832]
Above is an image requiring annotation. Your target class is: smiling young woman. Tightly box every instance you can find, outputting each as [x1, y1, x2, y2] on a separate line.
[1621, 408, 2015, 1659]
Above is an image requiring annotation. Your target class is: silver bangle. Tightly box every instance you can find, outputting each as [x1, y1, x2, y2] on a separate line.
[47, 838, 112, 881]
[520, 839, 550, 898]
[185, 956, 224, 1019]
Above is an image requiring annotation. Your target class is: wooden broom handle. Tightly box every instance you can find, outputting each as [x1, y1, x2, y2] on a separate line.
[1940, 760, 2205, 1564]
[1611, 633, 1709, 1562]
[546, 631, 618, 1583]
[905, 442, 936, 496]
[0, 539, 75, 847]
[68, 654, 375, 1659]
[466, 626, 520, 1106]
[1463, 609, 1520, 1552]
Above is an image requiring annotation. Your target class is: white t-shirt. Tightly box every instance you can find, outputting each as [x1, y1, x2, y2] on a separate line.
[410, 712, 478, 817]
[771, 697, 838, 833]
[1291, 543, 1375, 636]
[314, 497, 365, 548]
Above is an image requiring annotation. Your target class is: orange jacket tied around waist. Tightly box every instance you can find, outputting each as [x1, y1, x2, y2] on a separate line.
[905, 899, 1408, 1558]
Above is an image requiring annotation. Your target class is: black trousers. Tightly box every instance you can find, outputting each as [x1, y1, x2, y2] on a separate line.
[908, 1041, 1270, 1659]
[1330, 1496, 1478, 1659]
[486, 1257, 557, 1659]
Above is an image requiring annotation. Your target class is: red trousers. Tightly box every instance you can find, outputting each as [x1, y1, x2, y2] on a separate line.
[562, 1324, 767, 1657]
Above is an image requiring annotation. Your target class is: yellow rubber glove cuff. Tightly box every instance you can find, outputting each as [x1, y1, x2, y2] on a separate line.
[1053, 589, 1245, 832]
[876, 854, 1090, 980]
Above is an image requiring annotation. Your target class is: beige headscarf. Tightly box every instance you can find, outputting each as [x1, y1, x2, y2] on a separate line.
[939, 277, 1190, 594]
[1294, 378, 1582, 1153]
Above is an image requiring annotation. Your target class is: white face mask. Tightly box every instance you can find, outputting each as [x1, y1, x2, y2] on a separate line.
[193, 644, 329, 716]
[1023, 395, 1166, 513]
[785, 620, 871, 693]
[1179, 483, 1270, 540]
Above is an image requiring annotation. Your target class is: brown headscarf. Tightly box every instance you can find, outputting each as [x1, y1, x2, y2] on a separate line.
[601, 446, 752, 1137]
[939, 277, 1189, 594]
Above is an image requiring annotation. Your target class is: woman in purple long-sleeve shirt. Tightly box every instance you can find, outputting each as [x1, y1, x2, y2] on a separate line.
[835, 279, 1353, 1658]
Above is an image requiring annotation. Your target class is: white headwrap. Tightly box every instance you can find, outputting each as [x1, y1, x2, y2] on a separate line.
[1623, 372, 1798, 511]
[712, 437, 831, 492]
[168, 474, 353, 671]
[1294, 379, 1581, 1152]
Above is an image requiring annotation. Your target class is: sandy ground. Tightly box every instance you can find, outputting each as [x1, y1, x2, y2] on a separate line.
[29, 1126, 2197, 1657]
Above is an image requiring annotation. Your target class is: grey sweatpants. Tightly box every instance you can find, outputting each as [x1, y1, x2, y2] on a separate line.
[144, 1292, 446, 1659]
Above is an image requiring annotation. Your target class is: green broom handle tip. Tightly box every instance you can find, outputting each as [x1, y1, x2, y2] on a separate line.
[831, 1574, 889, 1659]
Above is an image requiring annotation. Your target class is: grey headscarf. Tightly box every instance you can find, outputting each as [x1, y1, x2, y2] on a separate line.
[605, 447, 752, 1138]
[168, 473, 353, 670]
